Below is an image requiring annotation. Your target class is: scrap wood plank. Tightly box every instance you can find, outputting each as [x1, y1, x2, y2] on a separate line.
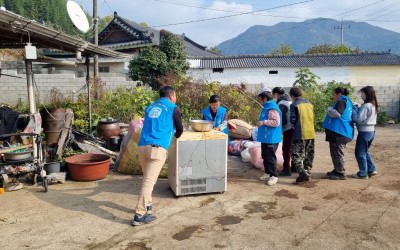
[82, 140, 119, 157]
[56, 109, 74, 158]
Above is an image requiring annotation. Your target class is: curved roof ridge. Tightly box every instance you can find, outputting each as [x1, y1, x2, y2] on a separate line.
[188, 51, 394, 60]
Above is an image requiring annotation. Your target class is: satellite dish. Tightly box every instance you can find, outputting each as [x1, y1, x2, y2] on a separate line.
[67, 0, 90, 33]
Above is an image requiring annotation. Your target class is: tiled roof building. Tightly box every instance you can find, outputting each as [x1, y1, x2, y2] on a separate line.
[188, 52, 400, 69]
[97, 12, 220, 57]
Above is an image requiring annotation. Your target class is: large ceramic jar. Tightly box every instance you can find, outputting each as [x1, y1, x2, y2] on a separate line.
[96, 118, 120, 141]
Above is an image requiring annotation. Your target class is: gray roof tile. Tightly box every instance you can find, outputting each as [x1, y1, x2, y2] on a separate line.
[188, 53, 400, 68]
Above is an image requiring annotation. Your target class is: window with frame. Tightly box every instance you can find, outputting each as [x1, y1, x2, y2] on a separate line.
[213, 68, 224, 73]
[99, 66, 110, 73]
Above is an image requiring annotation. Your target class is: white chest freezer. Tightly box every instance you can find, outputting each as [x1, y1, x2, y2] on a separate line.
[168, 130, 228, 196]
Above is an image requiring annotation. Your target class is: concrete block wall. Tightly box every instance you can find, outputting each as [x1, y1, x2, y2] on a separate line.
[0, 73, 138, 106]
[354, 85, 400, 119]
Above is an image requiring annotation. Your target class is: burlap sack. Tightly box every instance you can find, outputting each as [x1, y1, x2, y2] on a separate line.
[114, 120, 168, 178]
[228, 119, 253, 139]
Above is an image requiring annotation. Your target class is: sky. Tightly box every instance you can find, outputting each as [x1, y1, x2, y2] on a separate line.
[78, 0, 400, 48]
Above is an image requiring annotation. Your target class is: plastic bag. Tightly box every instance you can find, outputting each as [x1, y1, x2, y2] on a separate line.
[228, 139, 252, 156]
[252, 127, 258, 141]
[240, 148, 251, 163]
[248, 142, 284, 170]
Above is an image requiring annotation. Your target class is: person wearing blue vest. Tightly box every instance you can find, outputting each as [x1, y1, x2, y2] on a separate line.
[323, 87, 354, 180]
[133, 86, 183, 226]
[202, 94, 228, 135]
[257, 87, 282, 186]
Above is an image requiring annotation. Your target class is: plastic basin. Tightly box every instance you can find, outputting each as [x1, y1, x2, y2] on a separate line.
[65, 153, 111, 181]
[44, 161, 61, 175]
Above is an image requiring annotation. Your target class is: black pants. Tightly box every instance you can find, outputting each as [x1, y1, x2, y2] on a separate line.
[261, 143, 279, 177]
[329, 141, 346, 174]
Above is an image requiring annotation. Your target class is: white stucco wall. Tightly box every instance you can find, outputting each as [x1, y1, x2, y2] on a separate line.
[188, 65, 400, 118]
[187, 66, 352, 87]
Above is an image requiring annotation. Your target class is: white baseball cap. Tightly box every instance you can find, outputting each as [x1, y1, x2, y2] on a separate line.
[257, 87, 272, 95]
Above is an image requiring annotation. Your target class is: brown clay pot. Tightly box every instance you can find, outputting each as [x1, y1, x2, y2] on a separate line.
[108, 136, 121, 151]
[96, 118, 120, 141]
[65, 153, 111, 181]
[43, 108, 67, 145]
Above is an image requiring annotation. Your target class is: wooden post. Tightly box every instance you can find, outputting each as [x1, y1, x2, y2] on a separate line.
[56, 109, 74, 158]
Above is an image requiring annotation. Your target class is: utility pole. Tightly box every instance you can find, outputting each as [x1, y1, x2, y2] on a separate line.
[93, 0, 99, 78]
[334, 18, 350, 45]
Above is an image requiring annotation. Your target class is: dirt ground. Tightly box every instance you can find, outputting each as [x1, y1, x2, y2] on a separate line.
[1, 125, 400, 250]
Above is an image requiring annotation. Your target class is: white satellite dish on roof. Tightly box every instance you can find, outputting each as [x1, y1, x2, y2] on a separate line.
[66, 0, 90, 33]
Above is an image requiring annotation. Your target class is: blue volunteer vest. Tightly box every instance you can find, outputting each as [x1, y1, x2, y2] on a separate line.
[257, 100, 282, 143]
[138, 97, 176, 150]
[202, 106, 228, 135]
[323, 95, 354, 140]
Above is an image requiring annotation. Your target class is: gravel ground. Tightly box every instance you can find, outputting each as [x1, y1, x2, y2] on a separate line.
[1, 124, 399, 250]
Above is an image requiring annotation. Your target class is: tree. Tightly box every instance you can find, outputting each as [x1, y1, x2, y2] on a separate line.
[209, 46, 222, 54]
[98, 15, 113, 31]
[331, 44, 353, 53]
[128, 47, 168, 89]
[129, 30, 189, 89]
[306, 44, 361, 54]
[293, 68, 320, 90]
[305, 44, 333, 54]
[159, 31, 189, 75]
[269, 43, 294, 55]
[139, 22, 149, 28]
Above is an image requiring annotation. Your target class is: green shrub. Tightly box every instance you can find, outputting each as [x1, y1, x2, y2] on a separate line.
[54, 86, 157, 131]
[13, 71, 363, 134]
[171, 79, 261, 125]
[377, 108, 389, 125]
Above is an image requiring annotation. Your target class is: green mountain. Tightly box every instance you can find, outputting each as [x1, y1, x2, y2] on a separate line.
[217, 18, 400, 55]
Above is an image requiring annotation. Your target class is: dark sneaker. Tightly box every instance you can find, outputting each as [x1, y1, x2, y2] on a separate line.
[132, 214, 157, 226]
[368, 171, 378, 177]
[290, 166, 297, 173]
[352, 173, 368, 179]
[326, 169, 337, 177]
[279, 169, 292, 176]
[296, 174, 310, 183]
[146, 202, 153, 215]
[329, 172, 347, 180]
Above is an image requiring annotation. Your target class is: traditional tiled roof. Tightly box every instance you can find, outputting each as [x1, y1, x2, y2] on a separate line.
[180, 34, 221, 57]
[95, 12, 156, 49]
[188, 52, 400, 68]
[100, 41, 157, 50]
[96, 12, 219, 57]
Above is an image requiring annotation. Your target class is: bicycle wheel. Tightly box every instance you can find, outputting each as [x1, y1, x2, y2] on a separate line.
[43, 178, 48, 192]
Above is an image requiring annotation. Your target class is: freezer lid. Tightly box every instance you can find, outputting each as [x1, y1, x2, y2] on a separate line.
[176, 130, 227, 141]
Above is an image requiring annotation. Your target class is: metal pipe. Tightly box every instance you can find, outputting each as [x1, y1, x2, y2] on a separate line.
[85, 56, 92, 135]
[35, 58, 76, 66]
[93, 0, 99, 77]
[25, 59, 37, 158]
[25, 60, 36, 114]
